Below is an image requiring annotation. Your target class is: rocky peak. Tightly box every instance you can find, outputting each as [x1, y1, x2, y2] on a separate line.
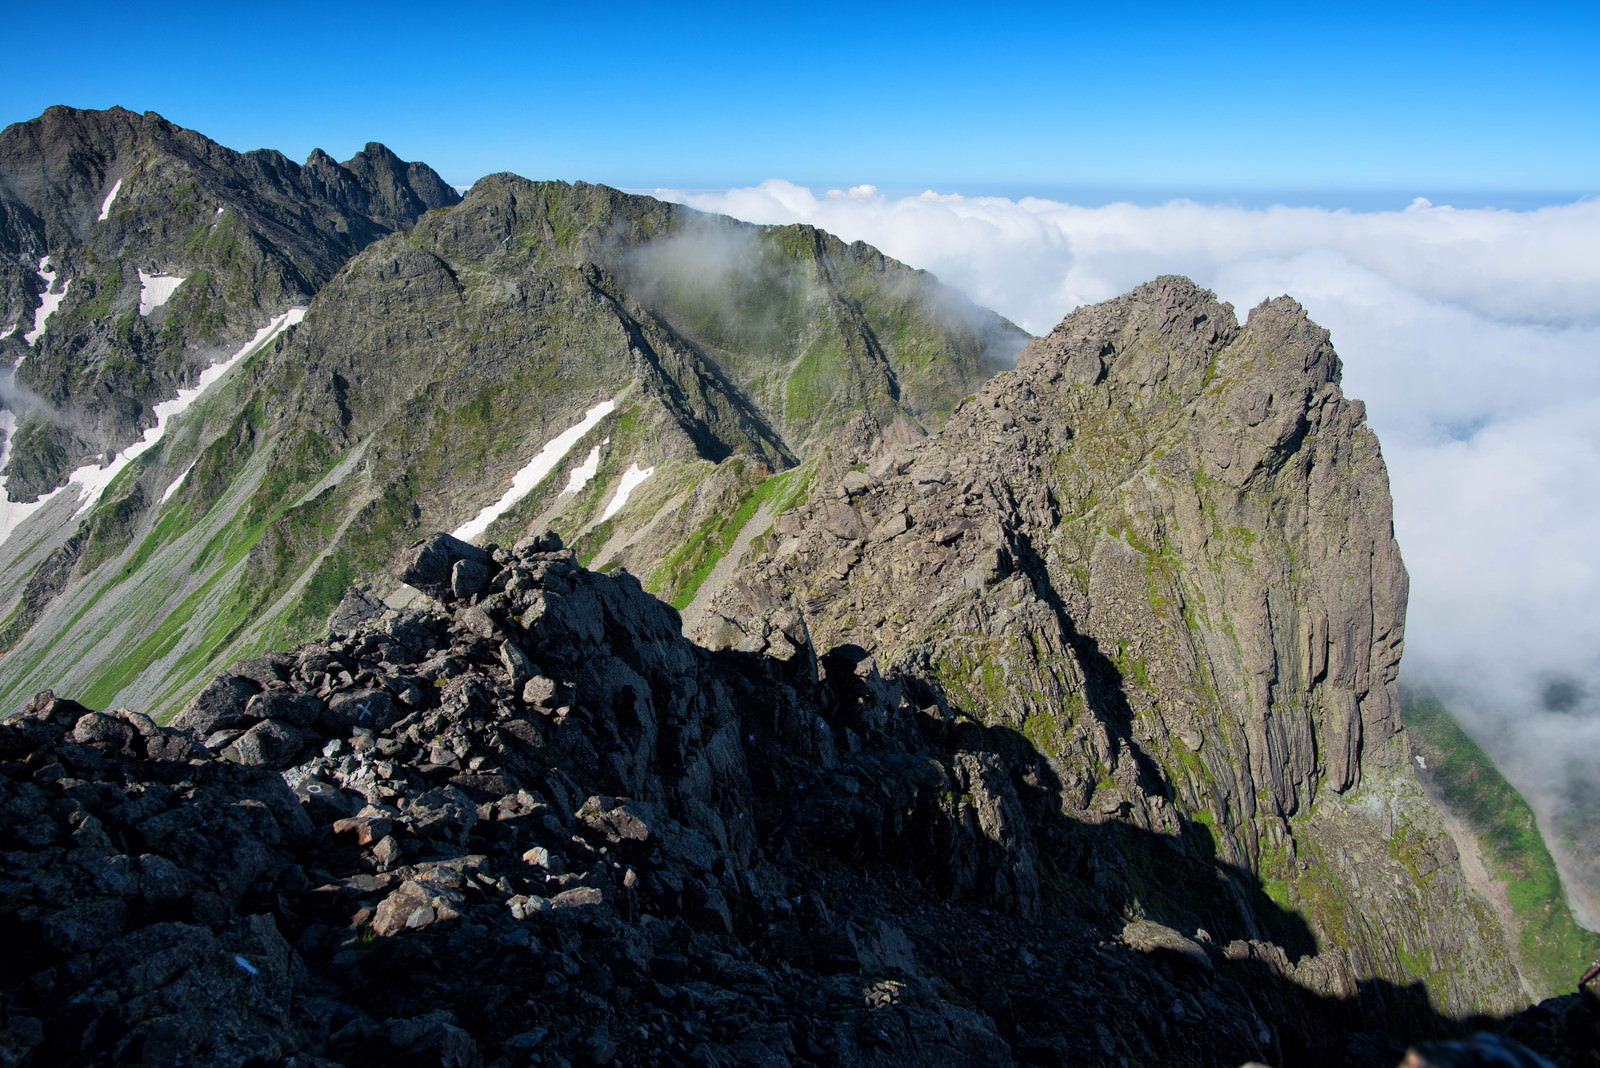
[0, 106, 461, 500]
[693, 280, 1518, 1021]
[0, 106, 153, 248]
[707, 276, 1402, 809]
[1023, 274, 1240, 391]
[304, 139, 460, 234]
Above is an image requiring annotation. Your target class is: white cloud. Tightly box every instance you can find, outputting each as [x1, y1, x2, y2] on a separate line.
[827, 184, 879, 200]
[661, 181, 1600, 332]
[657, 179, 1600, 876]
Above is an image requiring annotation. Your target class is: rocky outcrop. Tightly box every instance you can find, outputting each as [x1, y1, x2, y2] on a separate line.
[700, 277, 1523, 1018]
[8, 532, 1579, 1067]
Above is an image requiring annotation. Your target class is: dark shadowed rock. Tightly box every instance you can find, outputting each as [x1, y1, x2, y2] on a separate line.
[173, 674, 261, 735]
[327, 585, 387, 637]
[397, 533, 492, 602]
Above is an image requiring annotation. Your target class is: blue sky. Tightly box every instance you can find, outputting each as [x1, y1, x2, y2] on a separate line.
[6, 2, 1595, 203]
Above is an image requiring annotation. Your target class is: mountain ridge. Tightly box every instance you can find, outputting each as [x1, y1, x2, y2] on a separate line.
[0, 107, 1595, 1066]
[1, 528, 1591, 1066]
[0, 107, 1023, 724]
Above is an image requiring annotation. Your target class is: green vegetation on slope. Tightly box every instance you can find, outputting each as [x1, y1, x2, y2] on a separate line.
[1401, 685, 1599, 994]
[646, 463, 809, 610]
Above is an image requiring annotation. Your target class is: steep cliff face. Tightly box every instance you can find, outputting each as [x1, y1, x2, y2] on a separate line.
[701, 277, 1523, 1015]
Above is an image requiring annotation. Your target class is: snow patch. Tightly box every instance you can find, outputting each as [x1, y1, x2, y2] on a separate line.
[453, 400, 618, 544]
[138, 271, 185, 316]
[600, 463, 654, 521]
[98, 178, 122, 221]
[18, 258, 70, 349]
[159, 461, 194, 504]
[64, 307, 307, 520]
[564, 439, 607, 494]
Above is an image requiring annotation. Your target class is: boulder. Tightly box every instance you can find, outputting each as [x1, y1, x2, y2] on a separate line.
[397, 533, 493, 602]
[173, 674, 260, 735]
[223, 719, 307, 769]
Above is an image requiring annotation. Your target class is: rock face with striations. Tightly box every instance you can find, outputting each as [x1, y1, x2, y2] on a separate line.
[701, 277, 1522, 1019]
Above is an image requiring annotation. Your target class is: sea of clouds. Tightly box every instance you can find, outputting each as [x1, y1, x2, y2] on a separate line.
[660, 181, 1600, 914]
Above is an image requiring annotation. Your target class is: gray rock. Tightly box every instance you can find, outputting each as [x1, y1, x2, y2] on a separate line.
[71, 711, 136, 752]
[327, 585, 386, 637]
[323, 688, 401, 733]
[408, 785, 477, 843]
[380, 1011, 478, 1067]
[42, 898, 127, 954]
[451, 557, 491, 600]
[232, 656, 291, 688]
[522, 674, 557, 709]
[500, 639, 537, 687]
[137, 853, 191, 905]
[1121, 919, 1213, 971]
[550, 886, 604, 910]
[223, 719, 306, 769]
[578, 795, 656, 858]
[460, 603, 501, 639]
[245, 690, 325, 728]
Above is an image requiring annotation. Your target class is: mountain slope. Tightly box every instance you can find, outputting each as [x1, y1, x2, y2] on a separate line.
[0, 109, 1024, 723]
[0, 104, 458, 498]
[1401, 686, 1599, 996]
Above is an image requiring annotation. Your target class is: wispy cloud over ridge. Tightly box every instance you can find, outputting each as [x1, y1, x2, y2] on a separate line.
[657, 181, 1600, 901]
